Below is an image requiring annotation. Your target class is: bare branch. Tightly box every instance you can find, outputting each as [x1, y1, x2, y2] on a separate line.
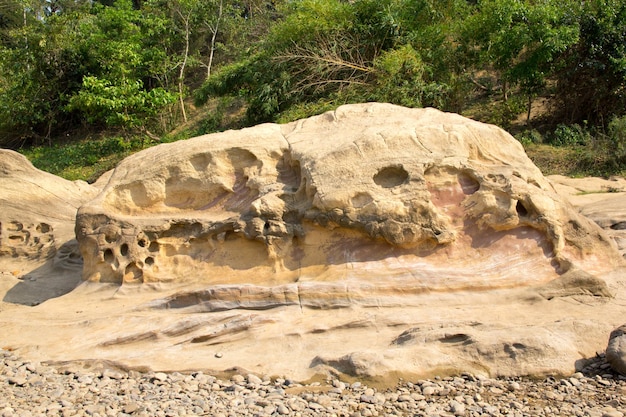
[276, 53, 373, 74]
[273, 33, 382, 96]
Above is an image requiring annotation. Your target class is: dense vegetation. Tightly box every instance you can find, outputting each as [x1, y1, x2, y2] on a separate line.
[1, 0, 625, 180]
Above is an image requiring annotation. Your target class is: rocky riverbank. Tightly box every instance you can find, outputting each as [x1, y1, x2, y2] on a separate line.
[1, 349, 625, 417]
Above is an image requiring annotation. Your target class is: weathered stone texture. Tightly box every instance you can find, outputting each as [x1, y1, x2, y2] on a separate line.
[2, 104, 625, 383]
[0, 149, 98, 263]
[76, 103, 620, 294]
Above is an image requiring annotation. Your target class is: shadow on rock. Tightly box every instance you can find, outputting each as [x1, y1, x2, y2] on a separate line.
[3, 240, 83, 306]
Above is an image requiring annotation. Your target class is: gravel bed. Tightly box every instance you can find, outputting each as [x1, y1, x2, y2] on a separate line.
[1, 349, 625, 417]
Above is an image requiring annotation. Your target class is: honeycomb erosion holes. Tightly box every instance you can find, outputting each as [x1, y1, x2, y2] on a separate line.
[3, 106, 626, 383]
[75, 104, 621, 301]
[0, 220, 56, 260]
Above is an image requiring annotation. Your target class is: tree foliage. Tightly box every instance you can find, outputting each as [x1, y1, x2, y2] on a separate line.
[552, 0, 626, 124]
[196, 0, 470, 123]
[1, 0, 626, 153]
[0, 0, 246, 145]
[64, 0, 177, 130]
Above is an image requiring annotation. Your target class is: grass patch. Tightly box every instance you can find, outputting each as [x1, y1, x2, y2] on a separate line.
[523, 144, 582, 176]
[524, 143, 626, 178]
[20, 136, 154, 182]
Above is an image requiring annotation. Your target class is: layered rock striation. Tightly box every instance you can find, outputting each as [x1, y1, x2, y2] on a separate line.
[0, 150, 97, 262]
[2, 103, 626, 382]
[0, 150, 101, 304]
[76, 104, 620, 303]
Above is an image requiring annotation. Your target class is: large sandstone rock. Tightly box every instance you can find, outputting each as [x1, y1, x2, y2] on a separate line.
[76, 103, 619, 298]
[549, 175, 626, 259]
[0, 150, 100, 304]
[1, 104, 625, 384]
[0, 150, 95, 261]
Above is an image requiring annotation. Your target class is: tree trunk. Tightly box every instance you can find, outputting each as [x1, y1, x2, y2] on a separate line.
[206, 0, 223, 79]
[178, 11, 191, 123]
[502, 80, 508, 102]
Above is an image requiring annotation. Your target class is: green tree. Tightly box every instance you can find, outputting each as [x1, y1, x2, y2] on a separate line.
[150, 0, 246, 122]
[553, 0, 626, 124]
[0, 0, 179, 144]
[66, 0, 176, 132]
[462, 0, 579, 122]
[0, 1, 91, 145]
[196, 0, 471, 123]
[0, 0, 23, 44]
[371, 44, 448, 109]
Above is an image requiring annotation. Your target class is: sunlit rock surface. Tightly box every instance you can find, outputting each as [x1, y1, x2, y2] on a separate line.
[0, 150, 100, 305]
[0, 150, 96, 260]
[607, 324, 626, 375]
[77, 103, 619, 298]
[549, 175, 626, 260]
[1, 104, 625, 384]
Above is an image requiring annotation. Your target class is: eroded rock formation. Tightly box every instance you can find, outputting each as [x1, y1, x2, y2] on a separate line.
[0, 150, 100, 304]
[76, 104, 620, 301]
[0, 150, 95, 261]
[2, 104, 626, 382]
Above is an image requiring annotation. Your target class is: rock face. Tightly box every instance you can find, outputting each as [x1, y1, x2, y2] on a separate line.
[0, 150, 96, 262]
[549, 175, 626, 259]
[0, 150, 100, 305]
[2, 103, 626, 384]
[76, 103, 619, 299]
[607, 324, 626, 375]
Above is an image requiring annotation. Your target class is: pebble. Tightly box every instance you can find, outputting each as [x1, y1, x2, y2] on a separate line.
[0, 349, 625, 416]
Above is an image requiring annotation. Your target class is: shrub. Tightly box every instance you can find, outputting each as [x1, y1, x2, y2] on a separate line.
[516, 129, 544, 146]
[549, 124, 591, 146]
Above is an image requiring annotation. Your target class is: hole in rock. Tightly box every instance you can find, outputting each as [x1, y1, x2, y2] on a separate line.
[120, 243, 129, 257]
[373, 166, 409, 188]
[190, 335, 214, 344]
[351, 192, 373, 208]
[124, 262, 143, 283]
[277, 156, 302, 190]
[458, 172, 480, 195]
[190, 153, 213, 172]
[227, 148, 259, 168]
[36, 223, 51, 233]
[264, 222, 270, 231]
[8, 221, 23, 232]
[516, 201, 528, 217]
[105, 233, 117, 244]
[440, 334, 471, 344]
[164, 178, 208, 209]
[9, 235, 24, 243]
[148, 241, 159, 252]
[611, 221, 626, 230]
[392, 329, 418, 345]
[144, 257, 155, 266]
[164, 222, 203, 238]
[504, 343, 526, 359]
[138, 239, 147, 248]
[282, 211, 300, 223]
[104, 249, 115, 263]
